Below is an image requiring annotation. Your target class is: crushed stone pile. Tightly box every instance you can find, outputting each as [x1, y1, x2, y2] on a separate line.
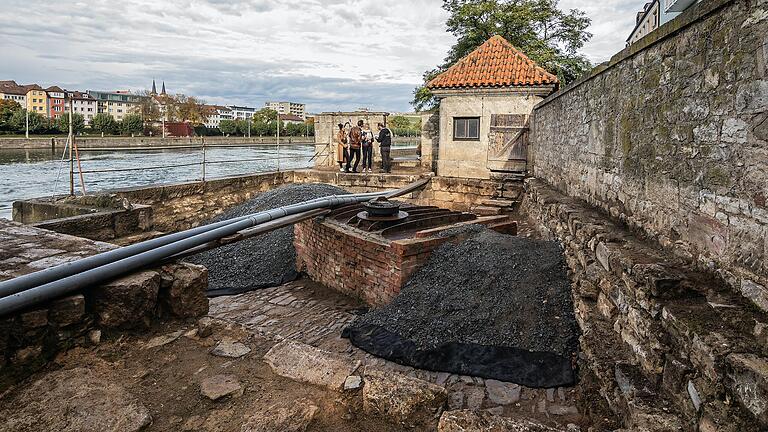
[186, 183, 348, 296]
[344, 228, 579, 388]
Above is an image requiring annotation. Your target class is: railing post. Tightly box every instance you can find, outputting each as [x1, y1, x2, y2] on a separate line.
[68, 136, 74, 196]
[201, 138, 206, 181]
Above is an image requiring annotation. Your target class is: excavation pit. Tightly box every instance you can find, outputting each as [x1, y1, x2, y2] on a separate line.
[294, 200, 516, 306]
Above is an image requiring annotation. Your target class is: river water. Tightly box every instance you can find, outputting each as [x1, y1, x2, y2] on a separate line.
[0, 145, 316, 220]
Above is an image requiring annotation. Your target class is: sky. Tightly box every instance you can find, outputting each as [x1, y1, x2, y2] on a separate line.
[0, 0, 639, 113]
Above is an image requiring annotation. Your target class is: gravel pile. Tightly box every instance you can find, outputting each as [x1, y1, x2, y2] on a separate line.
[186, 183, 348, 296]
[345, 228, 579, 387]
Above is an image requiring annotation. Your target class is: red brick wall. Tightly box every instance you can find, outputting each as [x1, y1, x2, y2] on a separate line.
[294, 218, 450, 307]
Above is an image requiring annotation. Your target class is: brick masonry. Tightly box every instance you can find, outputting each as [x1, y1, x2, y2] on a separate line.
[294, 217, 450, 307]
[530, 0, 768, 312]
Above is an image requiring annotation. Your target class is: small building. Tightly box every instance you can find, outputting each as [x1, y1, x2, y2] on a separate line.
[266, 101, 306, 119]
[46, 86, 66, 120]
[426, 35, 558, 179]
[627, 0, 701, 45]
[65, 91, 98, 125]
[279, 114, 304, 125]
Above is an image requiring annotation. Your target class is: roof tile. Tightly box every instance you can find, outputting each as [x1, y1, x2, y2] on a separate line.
[428, 35, 558, 90]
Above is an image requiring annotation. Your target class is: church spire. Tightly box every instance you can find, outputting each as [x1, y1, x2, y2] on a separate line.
[161, 81, 166, 95]
[151, 79, 157, 95]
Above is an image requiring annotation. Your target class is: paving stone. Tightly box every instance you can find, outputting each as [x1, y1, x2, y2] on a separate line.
[241, 398, 318, 432]
[200, 374, 243, 401]
[486, 379, 521, 405]
[344, 375, 362, 390]
[465, 386, 485, 410]
[362, 368, 448, 425]
[144, 330, 184, 349]
[264, 339, 360, 390]
[438, 409, 561, 431]
[210, 337, 251, 358]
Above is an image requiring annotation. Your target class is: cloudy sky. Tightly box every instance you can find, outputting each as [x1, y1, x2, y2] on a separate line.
[0, 0, 638, 113]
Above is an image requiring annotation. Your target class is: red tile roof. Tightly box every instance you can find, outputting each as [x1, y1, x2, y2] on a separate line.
[427, 35, 558, 90]
[279, 114, 304, 122]
[0, 80, 41, 95]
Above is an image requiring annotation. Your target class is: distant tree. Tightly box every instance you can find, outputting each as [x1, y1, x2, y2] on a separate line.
[306, 123, 315, 136]
[134, 90, 162, 122]
[55, 113, 86, 134]
[91, 113, 119, 135]
[235, 119, 251, 136]
[176, 95, 207, 125]
[219, 119, 237, 135]
[0, 99, 21, 131]
[413, 0, 592, 110]
[253, 108, 278, 124]
[389, 115, 412, 129]
[252, 120, 272, 136]
[285, 122, 305, 136]
[9, 109, 46, 134]
[121, 113, 144, 135]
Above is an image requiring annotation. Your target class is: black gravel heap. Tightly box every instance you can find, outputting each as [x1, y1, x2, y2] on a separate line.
[344, 228, 579, 388]
[186, 183, 348, 296]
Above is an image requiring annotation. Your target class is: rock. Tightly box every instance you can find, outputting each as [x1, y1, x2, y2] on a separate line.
[241, 398, 319, 432]
[485, 379, 521, 405]
[362, 368, 447, 425]
[344, 375, 362, 390]
[20, 309, 48, 329]
[726, 353, 768, 425]
[438, 409, 561, 431]
[49, 295, 85, 327]
[90, 270, 160, 329]
[264, 339, 360, 390]
[88, 329, 102, 345]
[0, 367, 151, 432]
[210, 337, 251, 358]
[159, 263, 209, 318]
[465, 386, 485, 410]
[182, 415, 204, 431]
[144, 330, 184, 349]
[448, 391, 464, 410]
[197, 316, 215, 337]
[12, 345, 42, 364]
[200, 374, 244, 401]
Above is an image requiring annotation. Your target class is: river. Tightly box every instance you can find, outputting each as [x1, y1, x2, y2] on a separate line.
[0, 145, 316, 220]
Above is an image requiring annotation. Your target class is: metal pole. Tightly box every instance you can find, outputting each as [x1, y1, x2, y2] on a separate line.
[25, 108, 29, 139]
[202, 138, 206, 181]
[68, 110, 74, 196]
[276, 116, 281, 171]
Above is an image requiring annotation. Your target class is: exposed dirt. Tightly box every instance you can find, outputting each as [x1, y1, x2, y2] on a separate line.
[0, 318, 407, 432]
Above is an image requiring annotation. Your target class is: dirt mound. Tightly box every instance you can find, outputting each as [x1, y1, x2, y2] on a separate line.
[186, 183, 348, 296]
[345, 228, 579, 388]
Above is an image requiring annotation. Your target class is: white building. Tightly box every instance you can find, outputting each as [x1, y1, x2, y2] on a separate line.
[279, 114, 304, 125]
[203, 105, 233, 128]
[229, 105, 256, 121]
[265, 101, 306, 119]
[65, 91, 98, 125]
[0, 80, 33, 106]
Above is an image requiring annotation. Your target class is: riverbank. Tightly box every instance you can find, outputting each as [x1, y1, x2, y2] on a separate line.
[0, 136, 315, 150]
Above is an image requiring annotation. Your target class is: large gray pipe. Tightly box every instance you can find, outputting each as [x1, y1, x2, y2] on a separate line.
[0, 177, 430, 316]
[0, 188, 401, 299]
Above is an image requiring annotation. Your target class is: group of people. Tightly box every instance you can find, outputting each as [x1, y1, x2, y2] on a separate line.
[336, 120, 392, 173]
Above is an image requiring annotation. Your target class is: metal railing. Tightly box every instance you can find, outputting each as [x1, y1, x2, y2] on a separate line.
[60, 140, 318, 196]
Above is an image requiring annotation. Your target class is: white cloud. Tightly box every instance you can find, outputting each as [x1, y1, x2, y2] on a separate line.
[0, 0, 638, 112]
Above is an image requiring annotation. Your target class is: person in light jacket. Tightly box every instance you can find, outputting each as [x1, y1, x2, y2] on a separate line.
[335, 123, 347, 171]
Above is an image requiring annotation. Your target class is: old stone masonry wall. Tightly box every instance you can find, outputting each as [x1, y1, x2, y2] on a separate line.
[530, 0, 768, 312]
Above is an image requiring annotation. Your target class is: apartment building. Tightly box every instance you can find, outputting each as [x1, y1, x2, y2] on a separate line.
[88, 90, 143, 121]
[265, 101, 305, 119]
[203, 105, 233, 128]
[0, 80, 35, 106]
[46, 86, 67, 120]
[65, 91, 98, 124]
[229, 105, 256, 121]
[26, 88, 48, 116]
[627, 0, 700, 45]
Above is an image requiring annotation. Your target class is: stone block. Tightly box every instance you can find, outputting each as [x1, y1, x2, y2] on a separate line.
[437, 410, 560, 431]
[20, 309, 48, 330]
[90, 270, 160, 329]
[48, 294, 85, 327]
[726, 353, 768, 425]
[362, 368, 447, 425]
[158, 263, 209, 318]
[241, 398, 318, 432]
[263, 340, 360, 390]
[740, 279, 768, 313]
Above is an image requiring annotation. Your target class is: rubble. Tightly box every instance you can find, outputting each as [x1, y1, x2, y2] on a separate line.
[264, 339, 360, 390]
[241, 398, 319, 432]
[210, 337, 251, 358]
[200, 374, 244, 401]
[438, 410, 563, 431]
[362, 368, 448, 425]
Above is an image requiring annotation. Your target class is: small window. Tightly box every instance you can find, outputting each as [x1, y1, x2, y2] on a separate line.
[453, 117, 480, 140]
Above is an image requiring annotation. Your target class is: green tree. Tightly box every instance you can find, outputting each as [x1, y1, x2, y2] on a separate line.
[389, 115, 412, 129]
[413, 0, 592, 110]
[55, 113, 86, 134]
[9, 109, 46, 134]
[121, 113, 144, 135]
[0, 99, 21, 131]
[252, 120, 273, 136]
[235, 119, 251, 136]
[252, 108, 278, 124]
[91, 113, 119, 135]
[285, 122, 305, 136]
[219, 119, 237, 135]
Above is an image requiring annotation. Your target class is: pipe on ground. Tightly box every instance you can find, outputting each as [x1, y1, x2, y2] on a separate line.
[0, 177, 430, 316]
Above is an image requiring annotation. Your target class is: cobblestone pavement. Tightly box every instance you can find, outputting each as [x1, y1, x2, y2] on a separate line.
[209, 279, 583, 423]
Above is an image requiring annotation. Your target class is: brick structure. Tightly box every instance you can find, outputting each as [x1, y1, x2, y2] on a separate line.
[294, 217, 449, 306]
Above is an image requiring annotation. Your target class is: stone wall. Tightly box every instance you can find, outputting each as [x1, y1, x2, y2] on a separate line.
[530, 0, 768, 312]
[0, 220, 208, 389]
[523, 179, 767, 431]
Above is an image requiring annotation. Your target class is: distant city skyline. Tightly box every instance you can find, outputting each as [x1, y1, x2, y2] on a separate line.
[0, 0, 639, 113]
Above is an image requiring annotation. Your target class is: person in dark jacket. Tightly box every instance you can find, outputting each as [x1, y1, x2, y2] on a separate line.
[346, 120, 363, 173]
[375, 122, 392, 173]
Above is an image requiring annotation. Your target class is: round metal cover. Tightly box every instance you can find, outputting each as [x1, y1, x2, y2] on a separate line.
[356, 210, 409, 222]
